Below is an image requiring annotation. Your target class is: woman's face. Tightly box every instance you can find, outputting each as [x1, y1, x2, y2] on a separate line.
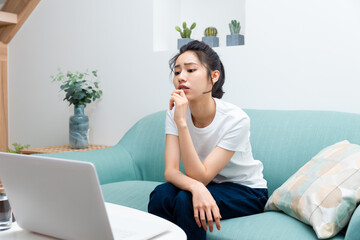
[173, 51, 213, 102]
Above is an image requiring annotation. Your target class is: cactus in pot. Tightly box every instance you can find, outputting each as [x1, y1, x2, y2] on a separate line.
[202, 27, 219, 48]
[175, 22, 196, 38]
[204, 27, 218, 37]
[175, 21, 196, 49]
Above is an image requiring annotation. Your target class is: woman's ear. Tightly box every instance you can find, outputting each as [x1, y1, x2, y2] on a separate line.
[211, 70, 220, 84]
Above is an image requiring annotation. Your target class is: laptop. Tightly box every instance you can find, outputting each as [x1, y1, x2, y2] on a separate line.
[0, 152, 170, 240]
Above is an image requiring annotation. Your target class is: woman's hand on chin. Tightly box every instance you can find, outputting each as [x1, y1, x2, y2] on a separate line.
[170, 90, 189, 128]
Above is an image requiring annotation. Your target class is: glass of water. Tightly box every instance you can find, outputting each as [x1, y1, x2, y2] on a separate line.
[0, 191, 12, 231]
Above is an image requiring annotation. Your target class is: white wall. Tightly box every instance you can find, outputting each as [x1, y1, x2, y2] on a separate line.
[8, 0, 360, 148]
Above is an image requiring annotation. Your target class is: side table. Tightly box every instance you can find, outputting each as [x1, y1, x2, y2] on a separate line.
[21, 144, 111, 154]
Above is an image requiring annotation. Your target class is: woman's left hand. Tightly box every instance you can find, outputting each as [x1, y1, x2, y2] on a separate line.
[169, 90, 188, 127]
[190, 181, 222, 232]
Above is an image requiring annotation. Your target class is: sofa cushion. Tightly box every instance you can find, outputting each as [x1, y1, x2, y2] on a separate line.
[101, 180, 162, 211]
[101, 180, 345, 239]
[265, 140, 360, 239]
[207, 211, 344, 240]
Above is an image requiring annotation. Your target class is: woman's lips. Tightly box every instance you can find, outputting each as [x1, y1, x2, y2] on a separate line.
[179, 85, 190, 91]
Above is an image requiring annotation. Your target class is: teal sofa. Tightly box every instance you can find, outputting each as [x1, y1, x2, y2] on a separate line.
[42, 109, 360, 240]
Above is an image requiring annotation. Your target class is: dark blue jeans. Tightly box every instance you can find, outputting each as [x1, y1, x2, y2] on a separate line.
[148, 182, 268, 240]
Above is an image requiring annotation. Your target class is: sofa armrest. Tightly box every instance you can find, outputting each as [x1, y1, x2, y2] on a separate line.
[345, 205, 360, 240]
[37, 144, 140, 185]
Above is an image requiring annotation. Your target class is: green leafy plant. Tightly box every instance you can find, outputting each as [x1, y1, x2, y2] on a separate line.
[8, 142, 30, 154]
[51, 69, 103, 107]
[175, 22, 196, 38]
[229, 20, 241, 35]
[204, 27, 218, 37]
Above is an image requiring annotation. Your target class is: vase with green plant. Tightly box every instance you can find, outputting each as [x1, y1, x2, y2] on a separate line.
[51, 69, 103, 149]
[202, 27, 219, 48]
[175, 21, 196, 49]
[226, 19, 244, 46]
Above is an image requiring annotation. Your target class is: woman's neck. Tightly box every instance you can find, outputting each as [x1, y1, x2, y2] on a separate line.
[189, 97, 216, 128]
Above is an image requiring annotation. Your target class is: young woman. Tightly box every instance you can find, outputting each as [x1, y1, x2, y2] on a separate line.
[148, 40, 268, 240]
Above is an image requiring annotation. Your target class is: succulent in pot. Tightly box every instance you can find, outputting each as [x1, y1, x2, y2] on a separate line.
[227, 20, 244, 46]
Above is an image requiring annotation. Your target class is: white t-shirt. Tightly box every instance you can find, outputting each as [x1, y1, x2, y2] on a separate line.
[165, 98, 267, 189]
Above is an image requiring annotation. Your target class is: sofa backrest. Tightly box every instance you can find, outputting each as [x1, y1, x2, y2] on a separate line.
[117, 111, 169, 182]
[246, 109, 360, 194]
[117, 109, 360, 194]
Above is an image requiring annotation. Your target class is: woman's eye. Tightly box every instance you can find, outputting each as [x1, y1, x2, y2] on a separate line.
[188, 69, 196, 73]
[174, 71, 180, 75]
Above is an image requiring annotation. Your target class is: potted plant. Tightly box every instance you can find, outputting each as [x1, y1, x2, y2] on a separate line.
[202, 27, 219, 47]
[51, 69, 103, 149]
[226, 20, 244, 46]
[8, 142, 30, 154]
[175, 21, 196, 49]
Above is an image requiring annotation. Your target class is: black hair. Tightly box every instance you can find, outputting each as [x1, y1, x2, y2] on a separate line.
[169, 40, 225, 99]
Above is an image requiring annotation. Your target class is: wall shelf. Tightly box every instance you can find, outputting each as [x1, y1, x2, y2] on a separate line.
[153, 0, 246, 52]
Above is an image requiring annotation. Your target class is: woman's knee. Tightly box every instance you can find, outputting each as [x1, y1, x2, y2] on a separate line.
[148, 182, 178, 213]
[150, 182, 177, 200]
[174, 190, 193, 210]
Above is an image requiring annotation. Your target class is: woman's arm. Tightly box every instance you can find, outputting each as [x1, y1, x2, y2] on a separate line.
[165, 134, 213, 194]
[177, 124, 235, 185]
[165, 134, 221, 232]
[170, 90, 235, 186]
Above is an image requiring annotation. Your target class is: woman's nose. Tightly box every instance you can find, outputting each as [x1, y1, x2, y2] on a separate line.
[178, 72, 187, 82]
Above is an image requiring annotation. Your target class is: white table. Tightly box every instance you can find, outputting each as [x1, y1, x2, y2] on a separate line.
[0, 202, 186, 240]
